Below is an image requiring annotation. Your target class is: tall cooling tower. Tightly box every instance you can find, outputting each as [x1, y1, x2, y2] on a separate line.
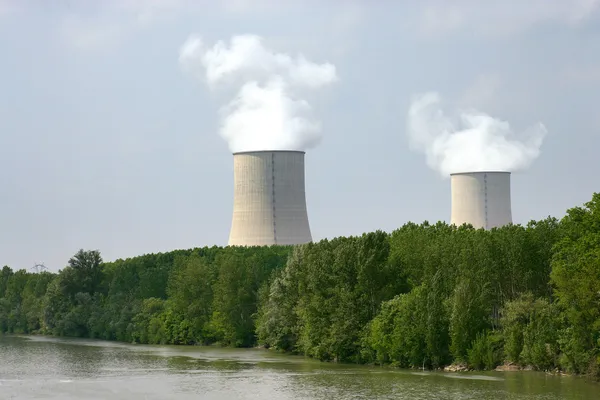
[228, 150, 312, 246]
[450, 171, 513, 230]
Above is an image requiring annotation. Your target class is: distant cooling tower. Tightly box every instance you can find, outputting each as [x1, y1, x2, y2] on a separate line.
[450, 171, 513, 230]
[228, 150, 312, 246]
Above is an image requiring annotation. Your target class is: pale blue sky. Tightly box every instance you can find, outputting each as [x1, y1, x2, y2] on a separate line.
[1, 0, 599, 271]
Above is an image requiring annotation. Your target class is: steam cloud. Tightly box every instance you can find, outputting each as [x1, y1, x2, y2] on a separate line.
[179, 34, 338, 153]
[407, 92, 548, 177]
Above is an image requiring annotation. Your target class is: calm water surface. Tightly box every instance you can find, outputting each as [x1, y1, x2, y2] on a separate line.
[0, 335, 597, 399]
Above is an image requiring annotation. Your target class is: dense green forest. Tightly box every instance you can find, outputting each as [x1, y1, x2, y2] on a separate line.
[1, 193, 599, 379]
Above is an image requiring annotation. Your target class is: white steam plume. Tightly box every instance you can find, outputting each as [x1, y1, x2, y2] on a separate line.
[407, 92, 547, 177]
[179, 34, 338, 153]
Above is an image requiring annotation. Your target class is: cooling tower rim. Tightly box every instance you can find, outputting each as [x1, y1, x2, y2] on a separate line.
[450, 170, 511, 176]
[232, 150, 306, 155]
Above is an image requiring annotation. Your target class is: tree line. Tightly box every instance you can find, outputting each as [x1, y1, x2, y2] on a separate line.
[1, 193, 599, 379]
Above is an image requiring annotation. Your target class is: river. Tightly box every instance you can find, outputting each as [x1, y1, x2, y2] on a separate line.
[0, 335, 596, 399]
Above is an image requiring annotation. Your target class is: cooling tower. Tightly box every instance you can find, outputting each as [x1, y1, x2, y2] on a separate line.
[450, 171, 513, 230]
[228, 150, 312, 246]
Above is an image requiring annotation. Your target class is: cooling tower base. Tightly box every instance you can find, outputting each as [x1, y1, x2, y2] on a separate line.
[228, 150, 312, 246]
[450, 171, 513, 230]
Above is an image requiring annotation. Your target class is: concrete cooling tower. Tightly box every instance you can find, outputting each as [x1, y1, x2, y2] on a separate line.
[450, 171, 513, 230]
[228, 150, 312, 246]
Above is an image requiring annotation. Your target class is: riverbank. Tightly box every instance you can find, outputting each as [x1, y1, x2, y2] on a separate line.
[7, 332, 596, 383]
[3, 334, 599, 400]
[443, 361, 581, 379]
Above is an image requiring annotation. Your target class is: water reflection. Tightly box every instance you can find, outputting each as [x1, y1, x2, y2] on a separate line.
[0, 335, 597, 400]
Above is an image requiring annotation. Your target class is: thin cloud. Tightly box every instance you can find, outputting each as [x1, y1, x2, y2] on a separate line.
[0, 0, 21, 17]
[59, 15, 125, 50]
[55, 0, 188, 50]
[562, 63, 600, 85]
[219, 0, 321, 15]
[458, 73, 503, 111]
[416, 0, 600, 37]
[51, 0, 365, 53]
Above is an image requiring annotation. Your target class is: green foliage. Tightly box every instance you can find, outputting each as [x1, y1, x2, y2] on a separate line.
[1, 192, 599, 380]
[255, 246, 304, 351]
[501, 293, 560, 370]
[550, 193, 600, 374]
[270, 232, 402, 363]
[467, 331, 503, 370]
[364, 287, 426, 368]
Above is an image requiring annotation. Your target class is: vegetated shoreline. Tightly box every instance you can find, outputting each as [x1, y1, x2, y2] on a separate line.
[445, 361, 573, 377]
[1, 193, 599, 382]
[5, 332, 577, 379]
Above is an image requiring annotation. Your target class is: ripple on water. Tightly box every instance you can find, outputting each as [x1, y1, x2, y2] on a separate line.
[442, 373, 505, 381]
